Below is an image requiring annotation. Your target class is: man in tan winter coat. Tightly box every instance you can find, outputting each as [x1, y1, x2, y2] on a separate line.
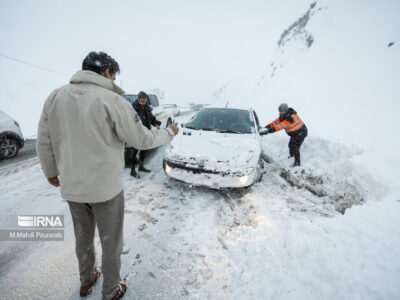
[36, 51, 179, 300]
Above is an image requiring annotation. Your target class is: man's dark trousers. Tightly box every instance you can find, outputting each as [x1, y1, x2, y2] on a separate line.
[131, 148, 147, 170]
[288, 126, 308, 164]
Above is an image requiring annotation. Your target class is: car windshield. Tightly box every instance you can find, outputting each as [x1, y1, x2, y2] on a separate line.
[185, 108, 254, 134]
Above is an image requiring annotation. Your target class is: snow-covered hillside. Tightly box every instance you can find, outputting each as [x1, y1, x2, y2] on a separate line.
[211, 1, 399, 156]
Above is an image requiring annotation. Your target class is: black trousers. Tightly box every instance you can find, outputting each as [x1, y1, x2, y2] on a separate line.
[288, 126, 308, 163]
[131, 148, 147, 168]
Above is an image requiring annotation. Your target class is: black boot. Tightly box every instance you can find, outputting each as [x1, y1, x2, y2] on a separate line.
[138, 151, 150, 172]
[130, 165, 140, 178]
[138, 163, 151, 172]
[292, 161, 301, 167]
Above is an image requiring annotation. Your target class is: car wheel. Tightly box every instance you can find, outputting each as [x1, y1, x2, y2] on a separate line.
[0, 136, 20, 159]
[166, 118, 172, 127]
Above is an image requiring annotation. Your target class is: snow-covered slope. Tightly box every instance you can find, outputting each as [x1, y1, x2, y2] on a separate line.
[212, 0, 400, 157]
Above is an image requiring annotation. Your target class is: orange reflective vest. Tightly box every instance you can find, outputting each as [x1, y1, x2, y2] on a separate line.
[268, 113, 304, 133]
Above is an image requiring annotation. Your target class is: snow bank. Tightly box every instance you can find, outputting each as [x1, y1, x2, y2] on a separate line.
[261, 134, 387, 215]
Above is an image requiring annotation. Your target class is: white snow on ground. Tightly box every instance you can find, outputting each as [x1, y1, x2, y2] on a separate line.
[1, 113, 399, 300]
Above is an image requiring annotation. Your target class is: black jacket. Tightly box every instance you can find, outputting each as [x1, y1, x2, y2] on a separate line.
[281, 108, 298, 124]
[132, 101, 162, 130]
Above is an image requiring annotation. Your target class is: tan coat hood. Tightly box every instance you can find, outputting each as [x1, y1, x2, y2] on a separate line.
[70, 70, 125, 96]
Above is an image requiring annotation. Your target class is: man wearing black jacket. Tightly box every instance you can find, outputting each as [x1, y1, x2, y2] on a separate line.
[130, 91, 162, 177]
[261, 103, 308, 167]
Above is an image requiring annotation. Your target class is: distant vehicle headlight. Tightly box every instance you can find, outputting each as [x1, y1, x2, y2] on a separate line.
[165, 163, 172, 174]
[238, 175, 249, 185]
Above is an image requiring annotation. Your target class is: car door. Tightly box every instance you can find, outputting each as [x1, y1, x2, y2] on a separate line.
[251, 109, 263, 150]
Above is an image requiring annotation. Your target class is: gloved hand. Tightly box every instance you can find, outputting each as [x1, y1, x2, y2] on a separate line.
[259, 129, 269, 136]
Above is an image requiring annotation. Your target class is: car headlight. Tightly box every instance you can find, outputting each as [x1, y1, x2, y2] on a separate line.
[238, 175, 249, 185]
[165, 163, 172, 174]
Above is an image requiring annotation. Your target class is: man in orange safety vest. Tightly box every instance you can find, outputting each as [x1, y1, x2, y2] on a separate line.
[261, 103, 308, 167]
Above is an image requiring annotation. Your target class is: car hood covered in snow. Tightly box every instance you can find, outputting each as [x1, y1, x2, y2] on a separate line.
[164, 129, 261, 174]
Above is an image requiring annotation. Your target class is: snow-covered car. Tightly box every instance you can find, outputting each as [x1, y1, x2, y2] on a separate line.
[188, 103, 206, 111]
[163, 107, 264, 189]
[151, 105, 174, 127]
[161, 104, 180, 116]
[0, 111, 24, 160]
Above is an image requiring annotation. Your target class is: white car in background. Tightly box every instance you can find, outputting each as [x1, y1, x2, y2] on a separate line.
[159, 104, 180, 117]
[188, 103, 207, 111]
[0, 111, 24, 160]
[163, 107, 264, 189]
[151, 105, 175, 127]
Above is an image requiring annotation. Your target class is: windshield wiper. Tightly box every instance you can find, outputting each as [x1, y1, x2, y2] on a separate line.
[198, 128, 246, 134]
[185, 125, 200, 130]
[216, 129, 245, 134]
[200, 128, 216, 131]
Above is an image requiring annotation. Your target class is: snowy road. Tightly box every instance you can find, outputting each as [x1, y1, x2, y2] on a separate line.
[0, 139, 37, 169]
[0, 113, 399, 300]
